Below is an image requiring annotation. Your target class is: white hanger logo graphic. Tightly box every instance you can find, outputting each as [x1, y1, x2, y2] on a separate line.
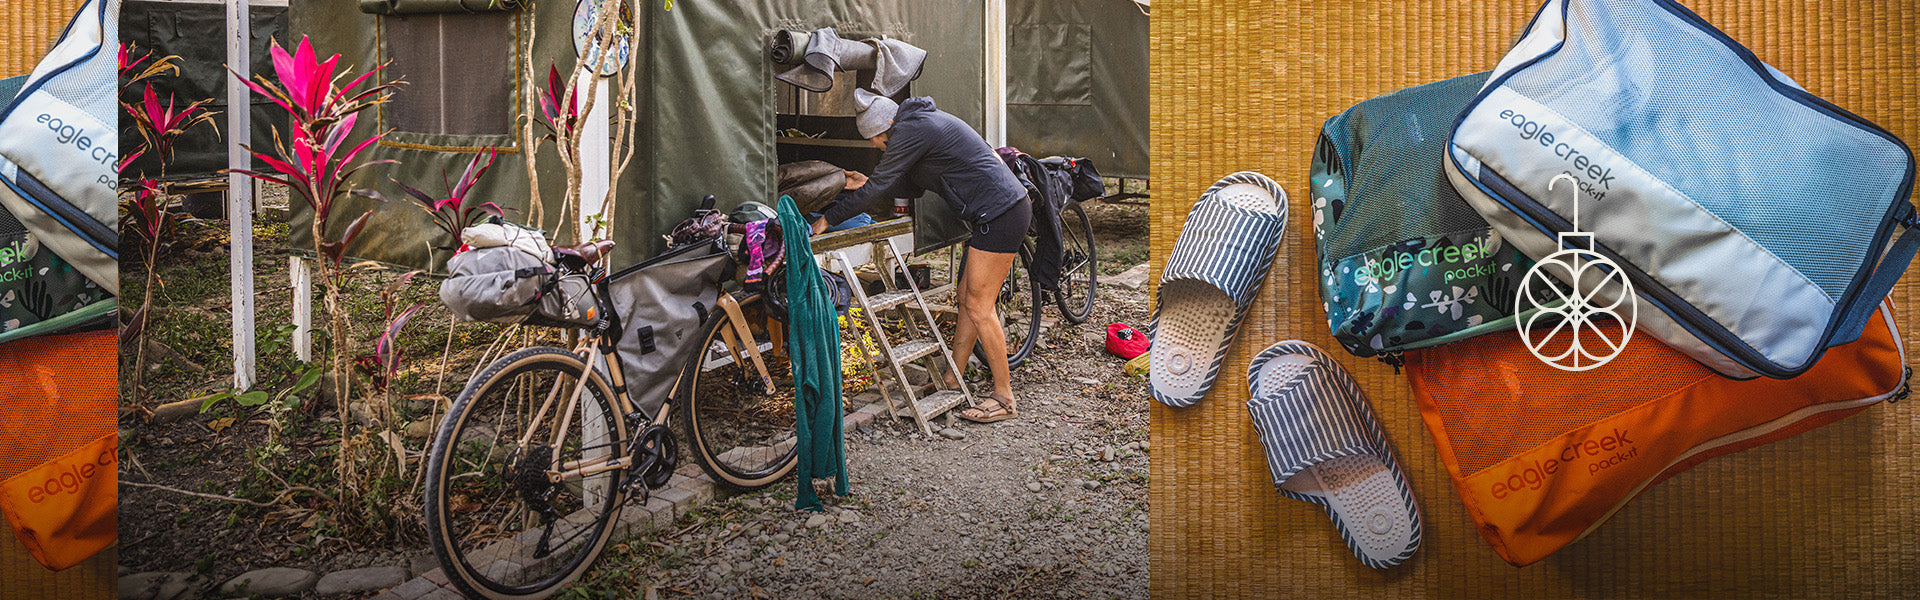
[1517, 174, 1635, 371]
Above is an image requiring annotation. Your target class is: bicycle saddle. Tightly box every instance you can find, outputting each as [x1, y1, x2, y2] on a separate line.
[553, 239, 616, 269]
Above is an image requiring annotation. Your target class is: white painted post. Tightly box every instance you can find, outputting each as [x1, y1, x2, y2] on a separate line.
[983, 0, 1008, 146]
[576, 70, 611, 241]
[228, 0, 256, 389]
[576, 66, 613, 506]
[290, 256, 311, 361]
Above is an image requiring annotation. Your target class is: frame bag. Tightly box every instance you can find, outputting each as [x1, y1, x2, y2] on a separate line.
[594, 239, 734, 418]
[1444, 0, 1919, 379]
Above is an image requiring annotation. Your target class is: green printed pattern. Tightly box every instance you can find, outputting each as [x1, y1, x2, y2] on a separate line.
[0, 231, 111, 344]
[1319, 228, 1536, 357]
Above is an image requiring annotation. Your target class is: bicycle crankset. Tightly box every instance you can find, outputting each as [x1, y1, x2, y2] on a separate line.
[624, 424, 678, 495]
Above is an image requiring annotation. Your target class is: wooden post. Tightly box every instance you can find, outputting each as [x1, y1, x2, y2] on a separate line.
[228, 0, 256, 389]
[577, 63, 613, 506]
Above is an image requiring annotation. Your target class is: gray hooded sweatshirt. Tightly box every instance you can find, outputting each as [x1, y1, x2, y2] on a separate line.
[821, 97, 1027, 227]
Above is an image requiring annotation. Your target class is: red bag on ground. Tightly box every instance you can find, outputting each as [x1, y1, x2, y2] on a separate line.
[1107, 323, 1150, 358]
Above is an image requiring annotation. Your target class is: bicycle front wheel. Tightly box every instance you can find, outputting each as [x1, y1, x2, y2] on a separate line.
[680, 294, 799, 490]
[424, 346, 628, 600]
[1054, 200, 1098, 324]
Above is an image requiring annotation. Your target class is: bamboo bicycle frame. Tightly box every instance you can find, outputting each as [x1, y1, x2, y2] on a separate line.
[509, 291, 778, 483]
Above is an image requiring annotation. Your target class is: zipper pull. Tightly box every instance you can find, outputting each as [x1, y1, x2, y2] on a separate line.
[1379, 351, 1404, 374]
[1890, 367, 1911, 403]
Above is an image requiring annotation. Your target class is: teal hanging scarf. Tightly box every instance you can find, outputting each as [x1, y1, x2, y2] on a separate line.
[778, 195, 849, 510]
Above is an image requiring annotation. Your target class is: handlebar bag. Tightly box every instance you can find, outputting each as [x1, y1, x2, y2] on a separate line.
[1444, 0, 1918, 379]
[597, 238, 734, 418]
[1313, 72, 1556, 360]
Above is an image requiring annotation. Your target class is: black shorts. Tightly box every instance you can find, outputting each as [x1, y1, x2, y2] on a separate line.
[967, 197, 1032, 254]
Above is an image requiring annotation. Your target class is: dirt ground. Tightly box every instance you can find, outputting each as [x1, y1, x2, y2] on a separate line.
[560, 283, 1152, 600]
[117, 189, 1151, 599]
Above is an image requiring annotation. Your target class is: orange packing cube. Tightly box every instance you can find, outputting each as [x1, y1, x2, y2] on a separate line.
[1403, 301, 1907, 567]
[0, 329, 116, 571]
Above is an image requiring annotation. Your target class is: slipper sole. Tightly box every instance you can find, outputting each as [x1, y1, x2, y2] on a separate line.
[1248, 341, 1422, 569]
[1151, 172, 1289, 407]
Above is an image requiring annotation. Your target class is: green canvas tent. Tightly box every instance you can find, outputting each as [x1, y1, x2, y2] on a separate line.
[118, 0, 289, 181]
[290, 0, 1146, 271]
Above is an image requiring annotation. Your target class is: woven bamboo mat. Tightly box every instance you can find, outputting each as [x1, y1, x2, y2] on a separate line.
[1148, 1, 1920, 598]
[0, 0, 81, 76]
[0, 2, 114, 598]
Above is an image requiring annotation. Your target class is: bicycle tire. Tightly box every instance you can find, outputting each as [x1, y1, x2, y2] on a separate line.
[1054, 200, 1098, 324]
[424, 346, 628, 600]
[679, 294, 800, 490]
[968, 244, 1043, 370]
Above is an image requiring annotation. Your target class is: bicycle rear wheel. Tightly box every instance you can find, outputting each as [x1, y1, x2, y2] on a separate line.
[964, 244, 1042, 370]
[1054, 200, 1098, 324]
[424, 347, 628, 600]
[680, 294, 799, 490]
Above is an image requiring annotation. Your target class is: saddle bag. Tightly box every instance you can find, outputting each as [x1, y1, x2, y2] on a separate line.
[1444, 0, 1918, 379]
[439, 245, 597, 329]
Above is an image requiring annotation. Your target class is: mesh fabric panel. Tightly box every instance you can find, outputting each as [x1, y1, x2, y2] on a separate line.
[0, 330, 116, 481]
[1501, 0, 1904, 301]
[1406, 329, 1712, 477]
[1318, 73, 1494, 262]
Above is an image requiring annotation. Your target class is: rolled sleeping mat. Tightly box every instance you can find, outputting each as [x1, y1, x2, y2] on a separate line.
[778, 160, 848, 215]
[769, 30, 812, 65]
[358, 0, 520, 15]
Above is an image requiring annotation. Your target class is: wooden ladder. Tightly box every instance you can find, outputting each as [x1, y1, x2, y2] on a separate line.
[824, 239, 972, 437]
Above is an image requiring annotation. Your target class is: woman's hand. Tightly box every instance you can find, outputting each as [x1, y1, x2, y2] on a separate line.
[810, 217, 828, 235]
[843, 170, 869, 190]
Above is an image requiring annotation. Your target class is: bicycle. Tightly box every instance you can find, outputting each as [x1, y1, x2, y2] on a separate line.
[423, 200, 802, 600]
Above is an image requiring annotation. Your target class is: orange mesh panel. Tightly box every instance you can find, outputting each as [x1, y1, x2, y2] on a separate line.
[1410, 325, 1713, 477]
[0, 329, 117, 571]
[0, 330, 117, 481]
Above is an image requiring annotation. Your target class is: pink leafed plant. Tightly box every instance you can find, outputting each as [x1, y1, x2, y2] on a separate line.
[230, 35, 399, 268]
[227, 35, 402, 501]
[390, 148, 507, 251]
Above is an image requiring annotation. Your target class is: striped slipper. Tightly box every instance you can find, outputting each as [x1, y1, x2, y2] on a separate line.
[1247, 341, 1422, 569]
[1149, 171, 1288, 407]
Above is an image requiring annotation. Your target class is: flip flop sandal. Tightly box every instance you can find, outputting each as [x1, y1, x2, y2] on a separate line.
[1150, 172, 1289, 407]
[959, 396, 1016, 423]
[1247, 341, 1422, 569]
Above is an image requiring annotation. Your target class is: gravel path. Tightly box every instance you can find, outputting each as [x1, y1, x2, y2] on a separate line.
[567, 284, 1152, 600]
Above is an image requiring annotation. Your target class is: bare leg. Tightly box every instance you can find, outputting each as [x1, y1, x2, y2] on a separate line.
[956, 248, 1017, 407]
[945, 271, 976, 389]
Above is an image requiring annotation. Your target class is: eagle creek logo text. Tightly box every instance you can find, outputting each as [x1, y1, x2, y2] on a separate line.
[0, 237, 37, 267]
[25, 445, 117, 504]
[1353, 233, 1499, 287]
[1498, 108, 1615, 201]
[1489, 427, 1638, 499]
[35, 112, 117, 186]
